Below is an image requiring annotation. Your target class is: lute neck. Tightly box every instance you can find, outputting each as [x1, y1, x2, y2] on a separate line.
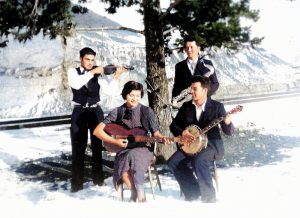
[115, 135, 179, 144]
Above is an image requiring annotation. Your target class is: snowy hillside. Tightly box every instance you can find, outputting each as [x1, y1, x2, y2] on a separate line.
[0, 7, 299, 119]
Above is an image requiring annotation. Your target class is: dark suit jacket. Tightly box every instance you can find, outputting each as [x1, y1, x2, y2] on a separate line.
[170, 98, 234, 160]
[172, 57, 219, 98]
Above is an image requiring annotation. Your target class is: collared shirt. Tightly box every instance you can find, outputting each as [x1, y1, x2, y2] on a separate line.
[187, 57, 199, 75]
[192, 99, 206, 121]
[67, 66, 119, 105]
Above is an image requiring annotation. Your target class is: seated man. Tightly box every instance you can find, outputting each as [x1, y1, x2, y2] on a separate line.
[168, 75, 234, 203]
[93, 81, 170, 202]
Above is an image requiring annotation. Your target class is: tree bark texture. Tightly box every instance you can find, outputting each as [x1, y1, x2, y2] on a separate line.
[61, 36, 69, 90]
[142, 0, 176, 162]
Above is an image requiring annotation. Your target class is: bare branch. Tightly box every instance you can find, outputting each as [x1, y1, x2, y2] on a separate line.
[30, 0, 39, 17]
[159, 0, 183, 22]
[163, 26, 177, 35]
[76, 26, 144, 35]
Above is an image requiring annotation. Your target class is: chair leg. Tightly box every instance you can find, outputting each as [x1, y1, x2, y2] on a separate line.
[152, 164, 162, 191]
[120, 182, 124, 201]
[119, 163, 162, 201]
[212, 160, 219, 192]
[148, 166, 155, 200]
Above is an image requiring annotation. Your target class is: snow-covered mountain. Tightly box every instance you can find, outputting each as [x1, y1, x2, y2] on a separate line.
[0, 9, 299, 120]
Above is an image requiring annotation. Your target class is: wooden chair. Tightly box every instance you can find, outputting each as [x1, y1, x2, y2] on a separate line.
[120, 143, 162, 201]
[212, 160, 219, 192]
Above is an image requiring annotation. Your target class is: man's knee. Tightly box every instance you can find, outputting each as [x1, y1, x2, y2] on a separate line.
[167, 157, 177, 173]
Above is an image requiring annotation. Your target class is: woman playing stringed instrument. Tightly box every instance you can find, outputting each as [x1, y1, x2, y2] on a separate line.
[168, 75, 235, 203]
[93, 81, 171, 202]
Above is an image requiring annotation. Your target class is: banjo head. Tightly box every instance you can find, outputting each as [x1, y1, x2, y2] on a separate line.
[181, 125, 208, 156]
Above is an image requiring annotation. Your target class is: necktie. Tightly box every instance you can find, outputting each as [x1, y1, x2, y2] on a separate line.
[123, 108, 133, 120]
[80, 70, 86, 75]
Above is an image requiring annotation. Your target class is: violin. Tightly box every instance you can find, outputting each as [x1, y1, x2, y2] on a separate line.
[92, 64, 134, 75]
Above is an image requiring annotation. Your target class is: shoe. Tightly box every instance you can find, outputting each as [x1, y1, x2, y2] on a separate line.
[201, 197, 216, 203]
[92, 172, 104, 186]
[136, 188, 146, 203]
[137, 197, 147, 203]
[129, 189, 137, 202]
[185, 195, 199, 201]
[93, 178, 104, 186]
[71, 184, 83, 193]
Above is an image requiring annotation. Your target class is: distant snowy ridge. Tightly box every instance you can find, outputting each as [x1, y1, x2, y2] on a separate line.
[0, 9, 299, 119]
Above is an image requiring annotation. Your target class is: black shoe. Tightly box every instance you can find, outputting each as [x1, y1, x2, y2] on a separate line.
[93, 178, 104, 186]
[185, 195, 199, 201]
[71, 184, 83, 193]
[201, 197, 216, 203]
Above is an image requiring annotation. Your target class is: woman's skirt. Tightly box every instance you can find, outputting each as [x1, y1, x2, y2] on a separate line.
[113, 147, 153, 190]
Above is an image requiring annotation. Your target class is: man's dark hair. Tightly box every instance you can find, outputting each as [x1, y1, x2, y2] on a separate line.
[121, 81, 144, 100]
[79, 47, 96, 58]
[191, 75, 211, 92]
[184, 36, 200, 47]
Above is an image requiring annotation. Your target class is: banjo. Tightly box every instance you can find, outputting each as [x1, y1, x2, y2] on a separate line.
[181, 105, 243, 156]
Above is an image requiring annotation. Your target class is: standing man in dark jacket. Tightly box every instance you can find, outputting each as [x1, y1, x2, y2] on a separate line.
[68, 47, 127, 192]
[168, 75, 234, 203]
[172, 37, 219, 104]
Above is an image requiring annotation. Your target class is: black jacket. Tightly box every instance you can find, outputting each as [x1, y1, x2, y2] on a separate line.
[172, 57, 219, 98]
[170, 98, 234, 159]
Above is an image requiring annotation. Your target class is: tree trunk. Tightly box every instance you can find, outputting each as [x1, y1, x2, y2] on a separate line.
[60, 36, 69, 90]
[142, 0, 176, 162]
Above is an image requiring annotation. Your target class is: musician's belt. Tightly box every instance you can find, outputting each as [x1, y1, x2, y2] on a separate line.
[74, 103, 99, 108]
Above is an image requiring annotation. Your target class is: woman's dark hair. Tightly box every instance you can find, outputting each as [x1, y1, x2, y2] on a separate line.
[79, 47, 96, 58]
[191, 75, 211, 92]
[121, 81, 144, 100]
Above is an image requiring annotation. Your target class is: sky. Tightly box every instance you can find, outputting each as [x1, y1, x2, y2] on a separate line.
[0, 96, 300, 218]
[80, 0, 300, 63]
[249, 0, 300, 62]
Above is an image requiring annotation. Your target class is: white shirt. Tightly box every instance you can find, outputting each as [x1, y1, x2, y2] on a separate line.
[67, 67, 119, 104]
[187, 57, 199, 75]
[192, 99, 206, 121]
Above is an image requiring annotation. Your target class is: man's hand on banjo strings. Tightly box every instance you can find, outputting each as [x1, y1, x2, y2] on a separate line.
[180, 129, 195, 147]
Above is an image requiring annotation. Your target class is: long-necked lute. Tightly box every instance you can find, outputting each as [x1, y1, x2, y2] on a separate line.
[103, 123, 190, 153]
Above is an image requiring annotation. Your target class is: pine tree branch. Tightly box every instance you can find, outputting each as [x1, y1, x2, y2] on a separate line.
[159, 0, 183, 22]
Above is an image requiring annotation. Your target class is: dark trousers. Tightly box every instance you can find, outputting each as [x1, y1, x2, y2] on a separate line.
[167, 146, 216, 202]
[70, 106, 104, 192]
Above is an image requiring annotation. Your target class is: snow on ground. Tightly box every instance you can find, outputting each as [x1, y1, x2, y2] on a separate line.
[0, 96, 299, 218]
[0, 1, 300, 216]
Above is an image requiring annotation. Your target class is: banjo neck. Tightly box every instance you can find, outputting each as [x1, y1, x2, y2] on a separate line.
[200, 105, 243, 135]
[201, 117, 224, 135]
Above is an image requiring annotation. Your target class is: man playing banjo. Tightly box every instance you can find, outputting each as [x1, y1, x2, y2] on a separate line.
[168, 75, 234, 203]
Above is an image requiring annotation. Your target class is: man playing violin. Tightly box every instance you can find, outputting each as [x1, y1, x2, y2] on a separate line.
[68, 47, 127, 192]
[168, 75, 234, 203]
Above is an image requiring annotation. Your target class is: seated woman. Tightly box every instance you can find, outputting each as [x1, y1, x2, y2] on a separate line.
[93, 80, 169, 202]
